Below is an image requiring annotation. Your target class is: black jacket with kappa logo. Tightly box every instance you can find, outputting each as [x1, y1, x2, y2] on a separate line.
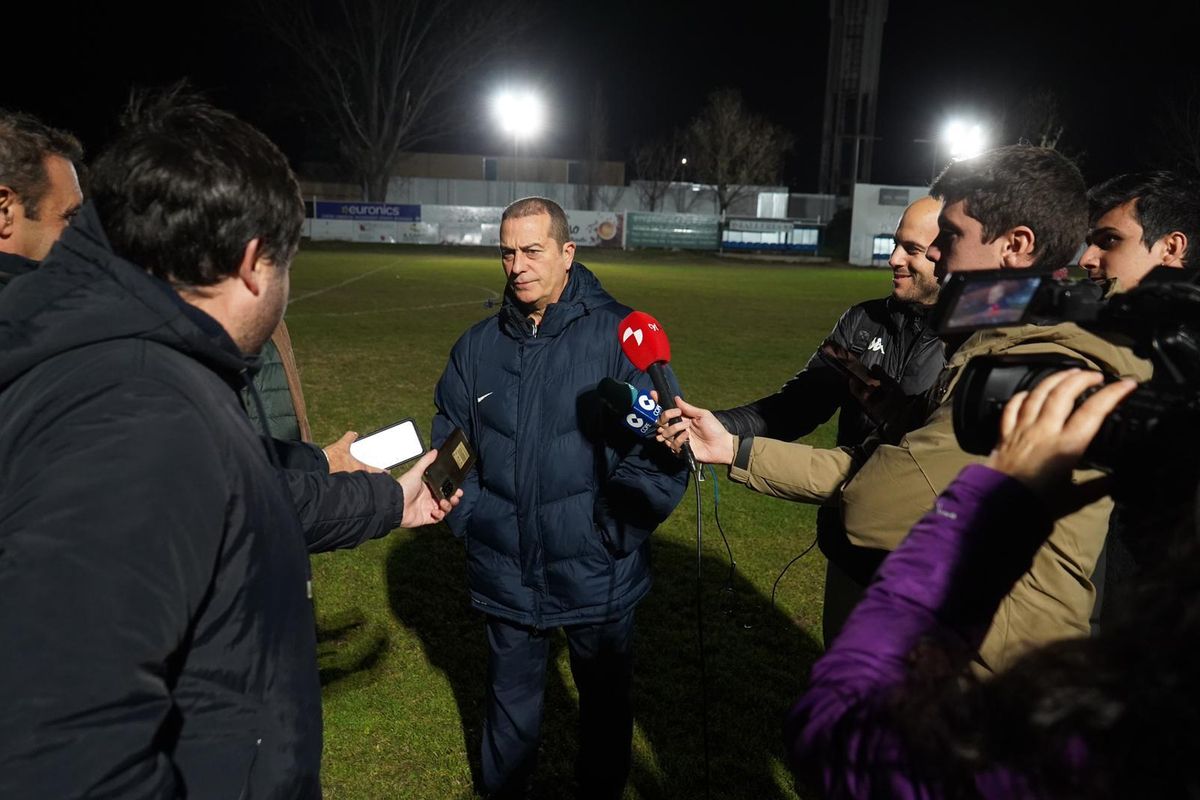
[714, 295, 945, 583]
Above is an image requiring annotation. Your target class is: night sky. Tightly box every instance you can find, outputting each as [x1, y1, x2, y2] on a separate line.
[9, 0, 1197, 191]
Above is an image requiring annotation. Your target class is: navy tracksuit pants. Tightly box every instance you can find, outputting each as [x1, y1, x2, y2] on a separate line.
[481, 609, 636, 799]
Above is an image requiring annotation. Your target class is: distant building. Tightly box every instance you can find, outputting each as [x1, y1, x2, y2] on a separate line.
[299, 151, 625, 200]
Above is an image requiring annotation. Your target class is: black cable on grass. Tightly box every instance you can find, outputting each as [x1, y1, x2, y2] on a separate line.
[692, 471, 712, 799]
[771, 534, 820, 617]
[707, 466, 737, 595]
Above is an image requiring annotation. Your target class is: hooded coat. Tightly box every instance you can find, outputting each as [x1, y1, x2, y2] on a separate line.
[432, 262, 689, 629]
[0, 206, 404, 799]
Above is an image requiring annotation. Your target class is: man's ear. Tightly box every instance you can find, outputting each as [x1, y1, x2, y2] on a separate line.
[237, 238, 266, 296]
[1001, 225, 1037, 268]
[1160, 230, 1188, 267]
[0, 186, 16, 239]
[563, 239, 576, 265]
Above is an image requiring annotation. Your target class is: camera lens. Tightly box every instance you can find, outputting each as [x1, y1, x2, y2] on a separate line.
[441, 479, 455, 498]
[952, 354, 1089, 456]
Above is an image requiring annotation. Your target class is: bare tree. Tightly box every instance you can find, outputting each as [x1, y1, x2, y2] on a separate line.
[686, 89, 792, 220]
[1009, 87, 1067, 150]
[1157, 79, 1200, 178]
[632, 133, 684, 212]
[258, 0, 517, 201]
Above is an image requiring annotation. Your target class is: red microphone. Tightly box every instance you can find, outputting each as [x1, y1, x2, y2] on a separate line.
[618, 311, 697, 473]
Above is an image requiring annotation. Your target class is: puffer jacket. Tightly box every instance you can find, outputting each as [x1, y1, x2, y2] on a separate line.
[432, 262, 689, 629]
[246, 321, 313, 443]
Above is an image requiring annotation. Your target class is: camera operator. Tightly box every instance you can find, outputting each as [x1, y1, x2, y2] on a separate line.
[659, 146, 1154, 675]
[785, 367, 1200, 798]
[1080, 170, 1200, 289]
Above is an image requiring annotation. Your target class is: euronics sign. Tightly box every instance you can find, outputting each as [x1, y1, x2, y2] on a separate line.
[314, 201, 421, 221]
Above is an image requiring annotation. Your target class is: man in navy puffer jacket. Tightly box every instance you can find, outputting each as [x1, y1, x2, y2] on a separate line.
[432, 197, 689, 799]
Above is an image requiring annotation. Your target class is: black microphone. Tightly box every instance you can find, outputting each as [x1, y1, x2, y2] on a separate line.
[597, 377, 663, 438]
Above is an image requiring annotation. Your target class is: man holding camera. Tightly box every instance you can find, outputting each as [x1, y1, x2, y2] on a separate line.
[1080, 170, 1200, 289]
[662, 146, 1153, 673]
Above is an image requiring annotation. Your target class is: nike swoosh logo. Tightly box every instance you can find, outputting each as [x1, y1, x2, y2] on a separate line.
[476, 392, 494, 403]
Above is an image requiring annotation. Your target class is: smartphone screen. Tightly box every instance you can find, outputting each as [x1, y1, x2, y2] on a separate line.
[348, 419, 425, 470]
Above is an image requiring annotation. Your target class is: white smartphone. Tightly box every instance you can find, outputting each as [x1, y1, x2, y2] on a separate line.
[348, 418, 425, 470]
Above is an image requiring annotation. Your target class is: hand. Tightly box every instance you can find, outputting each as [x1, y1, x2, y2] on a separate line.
[323, 431, 386, 474]
[653, 392, 735, 466]
[986, 369, 1137, 514]
[397, 448, 463, 528]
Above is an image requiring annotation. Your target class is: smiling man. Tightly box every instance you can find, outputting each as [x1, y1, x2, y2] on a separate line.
[432, 196, 688, 799]
[1079, 170, 1200, 289]
[711, 194, 945, 643]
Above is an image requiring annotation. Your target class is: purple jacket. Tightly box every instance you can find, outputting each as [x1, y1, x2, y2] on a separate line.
[785, 464, 1060, 798]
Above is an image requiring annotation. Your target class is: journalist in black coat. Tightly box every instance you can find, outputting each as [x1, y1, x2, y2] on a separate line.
[0, 96, 455, 799]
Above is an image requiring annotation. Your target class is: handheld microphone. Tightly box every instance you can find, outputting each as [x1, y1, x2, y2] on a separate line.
[617, 311, 698, 473]
[597, 377, 662, 438]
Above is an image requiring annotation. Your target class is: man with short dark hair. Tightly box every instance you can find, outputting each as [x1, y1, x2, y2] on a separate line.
[925, 144, 1086, 273]
[433, 196, 688, 798]
[1080, 170, 1200, 288]
[0, 108, 370, 473]
[0, 94, 456, 797]
[712, 195, 946, 643]
[0, 109, 82, 283]
[663, 146, 1153, 674]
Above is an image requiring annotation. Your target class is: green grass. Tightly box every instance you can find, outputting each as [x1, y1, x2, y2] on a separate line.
[285, 242, 897, 799]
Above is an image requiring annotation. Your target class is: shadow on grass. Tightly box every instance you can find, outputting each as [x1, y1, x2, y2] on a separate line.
[385, 525, 824, 800]
[315, 607, 390, 688]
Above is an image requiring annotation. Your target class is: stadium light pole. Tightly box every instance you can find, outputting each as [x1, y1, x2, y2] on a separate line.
[492, 89, 545, 203]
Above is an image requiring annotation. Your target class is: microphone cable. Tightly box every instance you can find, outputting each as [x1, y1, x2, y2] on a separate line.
[690, 465, 741, 799]
[771, 534, 820, 616]
[691, 464, 712, 799]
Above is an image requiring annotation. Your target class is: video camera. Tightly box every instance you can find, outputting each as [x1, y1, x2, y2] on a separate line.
[932, 267, 1200, 503]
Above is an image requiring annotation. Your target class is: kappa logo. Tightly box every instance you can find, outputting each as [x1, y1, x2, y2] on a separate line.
[621, 326, 644, 346]
[867, 337, 885, 354]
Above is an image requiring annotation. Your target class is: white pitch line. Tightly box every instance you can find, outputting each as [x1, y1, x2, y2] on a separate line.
[288, 264, 394, 305]
[286, 285, 502, 318]
[288, 299, 495, 318]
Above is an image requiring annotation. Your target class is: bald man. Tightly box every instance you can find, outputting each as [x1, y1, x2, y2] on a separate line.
[713, 196, 945, 643]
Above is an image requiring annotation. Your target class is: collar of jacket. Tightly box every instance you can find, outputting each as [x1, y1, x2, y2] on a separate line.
[498, 261, 608, 339]
[0, 250, 38, 287]
[886, 293, 937, 326]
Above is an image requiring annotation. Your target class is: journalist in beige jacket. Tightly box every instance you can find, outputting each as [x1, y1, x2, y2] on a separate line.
[667, 321, 1150, 673]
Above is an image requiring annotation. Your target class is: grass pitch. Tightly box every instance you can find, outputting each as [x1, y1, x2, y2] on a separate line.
[286, 242, 894, 799]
